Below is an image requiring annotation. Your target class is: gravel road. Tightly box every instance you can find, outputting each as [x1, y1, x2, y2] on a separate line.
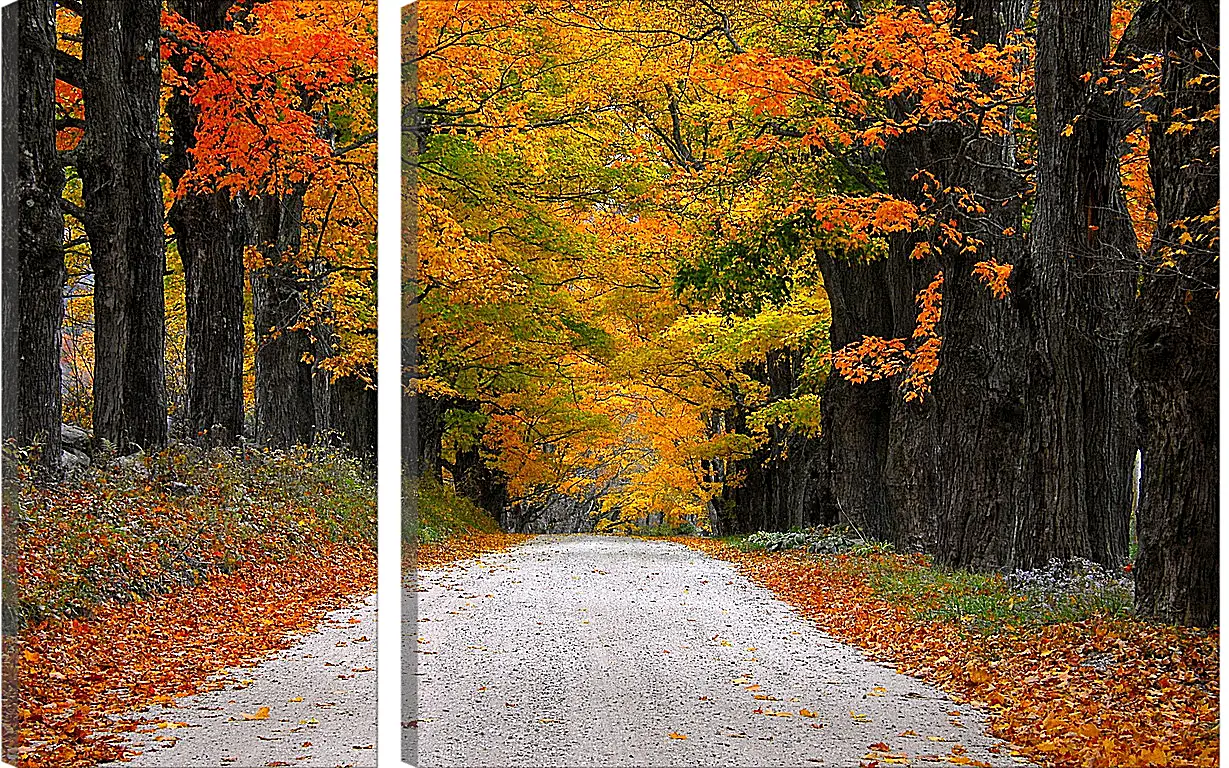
[110, 593, 377, 768]
[408, 535, 1018, 767]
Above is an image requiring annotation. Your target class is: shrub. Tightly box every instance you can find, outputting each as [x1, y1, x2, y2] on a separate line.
[408, 474, 500, 544]
[1004, 557, 1135, 621]
[739, 525, 894, 555]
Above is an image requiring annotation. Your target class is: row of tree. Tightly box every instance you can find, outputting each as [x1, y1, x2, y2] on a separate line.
[407, 0, 1216, 626]
[4, 0, 377, 474]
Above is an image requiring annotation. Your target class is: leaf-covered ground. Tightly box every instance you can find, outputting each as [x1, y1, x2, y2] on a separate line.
[410, 533, 535, 572]
[677, 538, 1218, 768]
[7, 445, 376, 768]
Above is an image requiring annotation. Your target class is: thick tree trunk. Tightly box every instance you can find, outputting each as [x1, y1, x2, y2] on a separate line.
[415, 393, 446, 484]
[879, 127, 944, 554]
[251, 190, 316, 448]
[166, 0, 245, 446]
[813, 254, 894, 539]
[925, 0, 1036, 570]
[80, 0, 167, 453]
[1, 6, 17, 447]
[453, 437, 510, 524]
[308, 328, 377, 461]
[15, 0, 65, 473]
[1023, 0, 1137, 568]
[329, 373, 378, 462]
[1129, 0, 1218, 627]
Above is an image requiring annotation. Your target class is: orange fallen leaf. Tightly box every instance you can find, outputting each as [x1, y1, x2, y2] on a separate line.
[668, 732, 688, 740]
[241, 706, 271, 721]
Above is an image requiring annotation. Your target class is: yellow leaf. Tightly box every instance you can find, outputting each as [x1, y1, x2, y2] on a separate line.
[240, 706, 271, 721]
[799, 709, 818, 718]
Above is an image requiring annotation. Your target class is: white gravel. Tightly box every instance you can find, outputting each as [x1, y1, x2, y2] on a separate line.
[108, 593, 377, 768]
[407, 535, 1020, 767]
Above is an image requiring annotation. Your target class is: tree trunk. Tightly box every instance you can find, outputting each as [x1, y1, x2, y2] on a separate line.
[251, 190, 316, 448]
[15, 0, 65, 473]
[813, 253, 895, 539]
[415, 393, 446, 484]
[879, 126, 944, 553]
[1129, 0, 1218, 627]
[1, 6, 17, 447]
[1023, 0, 1137, 569]
[925, 0, 1036, 570]
[166, 0, 245, 446]
[80, 0, 167, 453]
[307, 325, 377, 462]
[330, 373, 378, 462]
[718, 349, 827, 534]
[453, 437, 510, 524]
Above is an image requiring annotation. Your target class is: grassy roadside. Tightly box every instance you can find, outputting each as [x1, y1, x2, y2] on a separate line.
[675, 532, 1217, 768]
[7, 443, 375, 629]
[404, 477, 531, 572]
[8, 443, 376, 768]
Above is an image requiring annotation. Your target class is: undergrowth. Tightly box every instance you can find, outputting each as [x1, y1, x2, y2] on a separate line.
[724, 529, 1135, 630]
[407, 474, 501, 544]
[5, 442, 375, 630]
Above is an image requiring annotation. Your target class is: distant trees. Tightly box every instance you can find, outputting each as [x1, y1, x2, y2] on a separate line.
[5, 0, 377, 470]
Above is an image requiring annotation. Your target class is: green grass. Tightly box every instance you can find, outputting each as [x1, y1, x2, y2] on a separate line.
[721, 528, 1136, 632]
[405, 474, 501, 544]
[863, 557, 1134, 631]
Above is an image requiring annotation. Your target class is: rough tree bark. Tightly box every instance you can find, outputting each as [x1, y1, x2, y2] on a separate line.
[80, 0, 168, 452]
[15, 0, 65, 473]
[165, 0, 246, 446]
[415, 393, 446, 485]
[1, 6, 17, 447]
[812, 254, 895, 539]
[879, 128, 943, 554]
[251, 189, 316, 449]
[309, 324, 378, 461]
[1129, 0, 1218, 627]
[327, 372, 378, 462]
[453, 436, 510, 525]
[1022, 0, 1137, 568]
[925, 0, 1036, 570]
